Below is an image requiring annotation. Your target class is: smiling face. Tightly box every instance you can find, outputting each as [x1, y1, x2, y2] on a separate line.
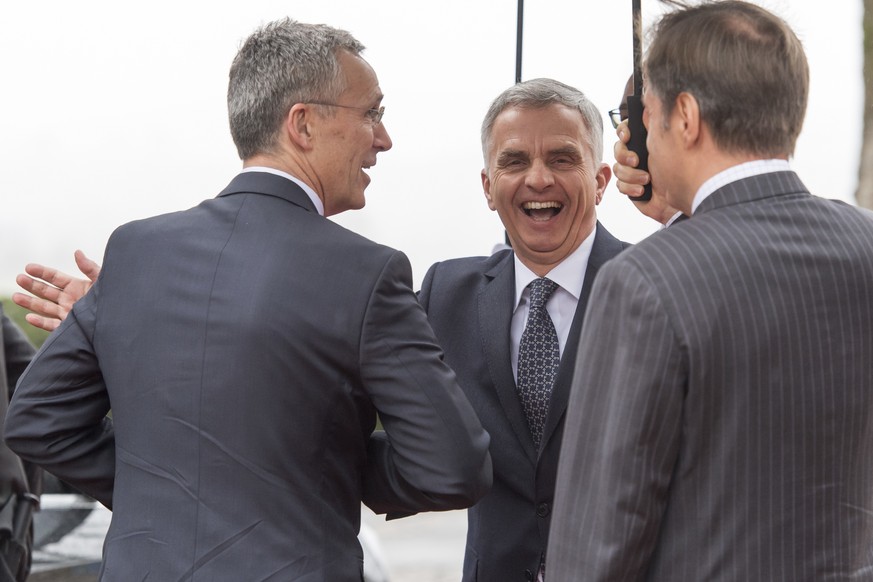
[310, 51, 392, 216]
[482, 104, 610, 275]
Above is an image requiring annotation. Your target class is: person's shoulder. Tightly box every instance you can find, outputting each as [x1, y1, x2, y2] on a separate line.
[597, 217, 709, 287]
[316, 218, 404, 263]
[594, 221, 633, 257]
[109, 198, 220, 238]
[826, 199, 873, 223]
[428, 248, 512, 280]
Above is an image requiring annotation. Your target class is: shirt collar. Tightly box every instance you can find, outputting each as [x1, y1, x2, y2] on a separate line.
[691, 159, 790, 215]
[513, 225, 597, 310]
[241, 166, 325, 216]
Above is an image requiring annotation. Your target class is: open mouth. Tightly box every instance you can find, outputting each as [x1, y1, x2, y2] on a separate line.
[522, 201, 563, 221]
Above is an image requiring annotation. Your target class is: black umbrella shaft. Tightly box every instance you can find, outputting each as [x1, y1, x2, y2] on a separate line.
[632, 0, 643, 95]
[516, 0, 524, 84]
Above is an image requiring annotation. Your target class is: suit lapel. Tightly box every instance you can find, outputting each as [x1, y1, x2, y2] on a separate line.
[478, 252, 538, 462]
[540, 223, 628, 453]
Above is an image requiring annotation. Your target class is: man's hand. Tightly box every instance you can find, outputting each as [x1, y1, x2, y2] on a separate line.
[13, 250, 102, 332]
[613, 121, 681, 225]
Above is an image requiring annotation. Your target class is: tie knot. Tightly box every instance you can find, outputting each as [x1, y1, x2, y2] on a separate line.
[528, 277, 558, 311]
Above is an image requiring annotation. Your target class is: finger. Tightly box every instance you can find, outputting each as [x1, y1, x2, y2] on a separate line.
[612, 161, 651, 186]
[23, 263, 75, 290]
[613, 141, 638, 169]
[23, 313, 61, 333]
[616, 121, 630, 144]
[614, 178, 646, 199]
[12, 292, 65, 321]
[74, 250, 102, 282]
[16, 274, 63, 303]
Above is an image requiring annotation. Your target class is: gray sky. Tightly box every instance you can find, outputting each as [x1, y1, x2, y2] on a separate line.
[0, 0, 862, 294]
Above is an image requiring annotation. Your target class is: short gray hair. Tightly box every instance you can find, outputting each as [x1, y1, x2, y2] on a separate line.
[480, 78, 604, 170]
[228, 18, 365, 160]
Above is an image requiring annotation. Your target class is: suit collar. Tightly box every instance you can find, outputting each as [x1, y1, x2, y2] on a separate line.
[217, 171, 319, 214]
[695, 171, 807, 216]
[691, 159, 791, 214]
[512, 227, 595, 307]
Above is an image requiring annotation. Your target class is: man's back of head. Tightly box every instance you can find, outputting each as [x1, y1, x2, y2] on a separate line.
[227, 18, 364, 161]
[645, 0, 808, 159]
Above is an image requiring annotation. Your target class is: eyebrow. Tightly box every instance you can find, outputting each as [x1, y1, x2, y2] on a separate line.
[548, 146, 583, 158]
[496, 149, 529, 165]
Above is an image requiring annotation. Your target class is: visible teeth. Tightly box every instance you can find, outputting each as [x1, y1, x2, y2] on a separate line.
[523, 201, 562, 210]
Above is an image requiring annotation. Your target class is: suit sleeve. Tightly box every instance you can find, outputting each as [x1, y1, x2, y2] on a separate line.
[415, 260, 438, 310]
[360, 251, 492, 515]
[4, 281, 115, 508]
[547, 258, 684, 581]
[2, 312, 36, 391]
[0, 310, 37, 492]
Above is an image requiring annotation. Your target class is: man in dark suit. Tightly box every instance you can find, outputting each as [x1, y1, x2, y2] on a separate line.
[419, 78, 628, 582]
[4, 18, 491, 581]
[0, 309, 40, 581]
[548, 2, 873, 580]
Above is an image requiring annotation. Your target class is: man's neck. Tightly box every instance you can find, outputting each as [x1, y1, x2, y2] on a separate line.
[671, 149, 786, 215]
[243, 153, 296, 175]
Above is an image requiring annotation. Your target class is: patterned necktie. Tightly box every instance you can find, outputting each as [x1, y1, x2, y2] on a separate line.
[516, 277, 560, 448]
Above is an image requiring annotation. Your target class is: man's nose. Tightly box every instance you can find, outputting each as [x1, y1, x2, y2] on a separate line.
[525, 159, 555, 190]
[374, 121, 392, 152]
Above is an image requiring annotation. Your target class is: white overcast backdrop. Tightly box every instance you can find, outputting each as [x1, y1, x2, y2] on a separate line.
[0, 1, 862, 294]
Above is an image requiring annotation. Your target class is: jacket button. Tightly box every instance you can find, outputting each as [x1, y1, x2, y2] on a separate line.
[537, 502, 550, 518]
[525, 569, 534, 581]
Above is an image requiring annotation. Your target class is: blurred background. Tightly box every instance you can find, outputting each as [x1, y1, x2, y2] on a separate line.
[0, 0, 863, 296]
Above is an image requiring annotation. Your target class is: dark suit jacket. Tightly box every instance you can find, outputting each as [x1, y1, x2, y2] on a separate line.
[5, 172, 492, 581]
[0, 308, 39, 582]
[419, 223, 628, 582]
[0, 310, 35, 495]
[549, 172, 873, 581]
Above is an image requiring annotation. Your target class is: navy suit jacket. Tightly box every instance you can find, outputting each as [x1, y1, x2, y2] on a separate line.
[419, 223, 628, 582]
[6, 172, 492, 581]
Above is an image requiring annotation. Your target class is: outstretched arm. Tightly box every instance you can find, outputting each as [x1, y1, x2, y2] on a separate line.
[12, 250, 101, 332]
[360, 251, 491, 515]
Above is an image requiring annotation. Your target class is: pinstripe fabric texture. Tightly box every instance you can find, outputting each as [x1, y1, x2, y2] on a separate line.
[548, 172, 873, 581]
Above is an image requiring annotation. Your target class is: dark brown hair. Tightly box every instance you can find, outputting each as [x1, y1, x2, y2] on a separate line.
[645, 1, 809, 156]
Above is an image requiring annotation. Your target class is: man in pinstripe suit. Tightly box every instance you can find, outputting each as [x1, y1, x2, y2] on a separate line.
[548, 2, 873, 580]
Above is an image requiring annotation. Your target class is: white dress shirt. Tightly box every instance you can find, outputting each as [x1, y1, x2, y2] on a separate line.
[509, 226, 597, 381]
[691, 159, 790, 215]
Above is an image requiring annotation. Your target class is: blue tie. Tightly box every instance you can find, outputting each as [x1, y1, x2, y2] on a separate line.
[516, 277, 560, 448]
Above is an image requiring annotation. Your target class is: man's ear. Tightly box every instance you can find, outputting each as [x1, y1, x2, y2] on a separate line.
[594, 162, 612, 205]
[286, 103, 315, 150]
[675, 92, 701, 148]
[481, 169, 496, 211]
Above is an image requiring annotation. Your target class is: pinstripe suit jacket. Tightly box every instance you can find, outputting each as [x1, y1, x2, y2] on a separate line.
[548, 171, 873, 581]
